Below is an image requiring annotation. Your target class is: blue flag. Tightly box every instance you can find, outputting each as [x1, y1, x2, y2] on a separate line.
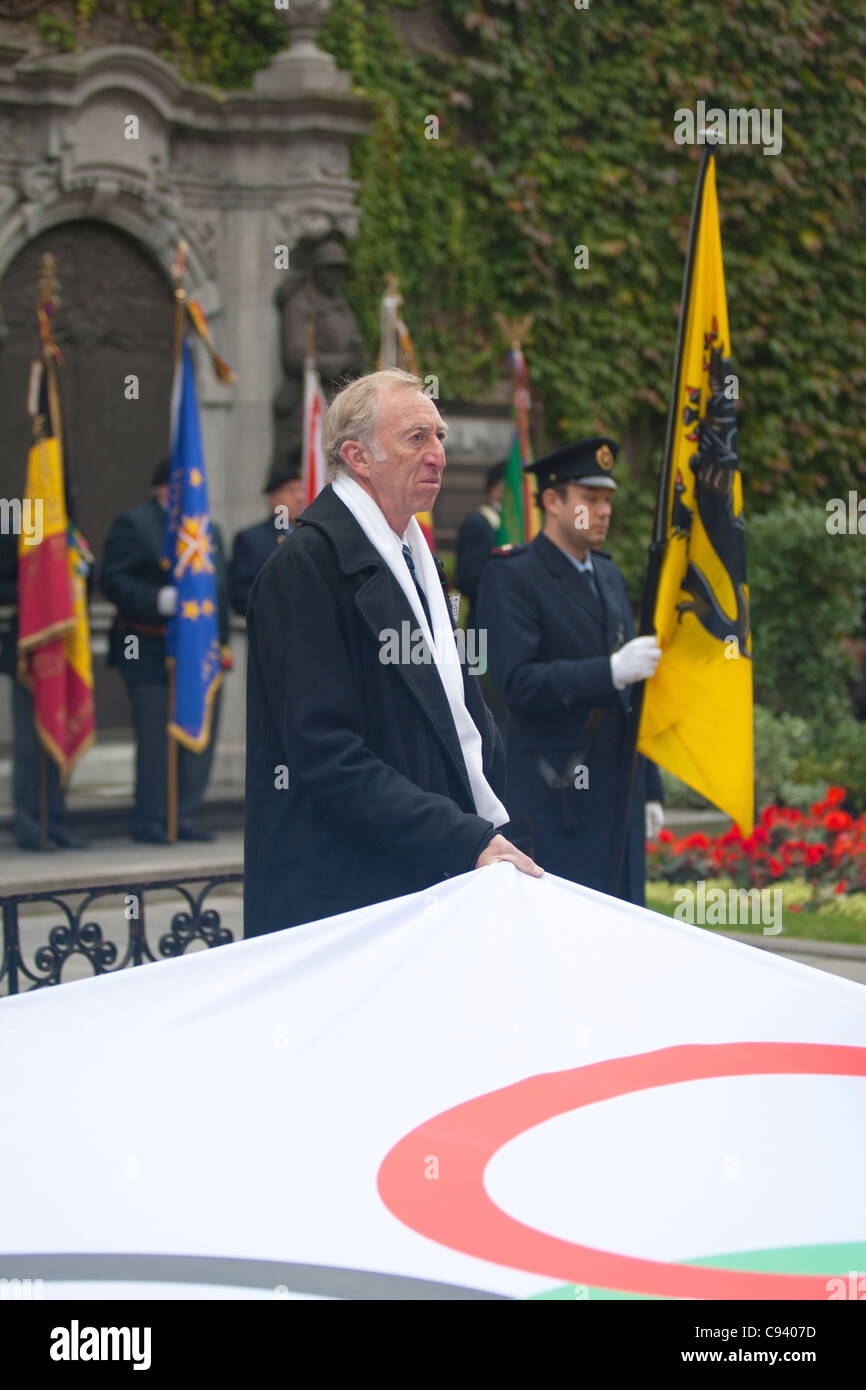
[163, 339, 222, 750]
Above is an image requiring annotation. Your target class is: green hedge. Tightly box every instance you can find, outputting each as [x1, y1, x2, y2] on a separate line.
[749, 501, 866, 721]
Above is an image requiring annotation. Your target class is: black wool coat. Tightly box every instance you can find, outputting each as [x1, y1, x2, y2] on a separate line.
[243, 485, 506, 937]
[476, 532, 663, 906]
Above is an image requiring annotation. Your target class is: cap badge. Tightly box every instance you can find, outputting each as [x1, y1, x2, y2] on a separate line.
[596, 444, 614, 471]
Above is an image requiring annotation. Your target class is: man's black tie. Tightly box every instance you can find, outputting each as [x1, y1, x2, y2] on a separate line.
[402, 543, 432, 629]
[582, 565, 601, 603]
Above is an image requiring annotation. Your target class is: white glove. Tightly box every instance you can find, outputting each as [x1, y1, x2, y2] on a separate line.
[157, 585, 178, 616]
[610, 636, 661, 690]
[645, 801, 665, 840]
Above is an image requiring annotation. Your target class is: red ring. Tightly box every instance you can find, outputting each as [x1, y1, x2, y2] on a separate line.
[378, 1042, 866, 1299]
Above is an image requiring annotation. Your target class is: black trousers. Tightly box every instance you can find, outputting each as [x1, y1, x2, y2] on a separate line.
[12, 678, 69, 840]
[127, 681, 221, 834]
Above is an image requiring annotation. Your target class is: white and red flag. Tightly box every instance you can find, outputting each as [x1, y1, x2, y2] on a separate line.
[2, 866, 865, 1301]
[302, 363, 327, 507]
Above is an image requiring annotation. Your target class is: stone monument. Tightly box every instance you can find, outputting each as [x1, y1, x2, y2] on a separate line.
[273, 237, 366, 468]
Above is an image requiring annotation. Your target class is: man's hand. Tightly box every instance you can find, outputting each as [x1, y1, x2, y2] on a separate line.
[645, 800, 665, 840]
[610, 635, 662, 690]
[476, 834, 543, 877]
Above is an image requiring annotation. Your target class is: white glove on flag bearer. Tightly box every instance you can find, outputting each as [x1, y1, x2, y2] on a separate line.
[610, 635, 662, 690]
[157, 585, 178, 616]
[645, 800, 665, 840]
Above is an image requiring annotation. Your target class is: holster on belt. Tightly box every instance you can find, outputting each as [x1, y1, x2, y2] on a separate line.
[532, 708, 607, 830]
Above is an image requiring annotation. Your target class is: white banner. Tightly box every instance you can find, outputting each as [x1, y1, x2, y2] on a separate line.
[1, 865, 864, 1301]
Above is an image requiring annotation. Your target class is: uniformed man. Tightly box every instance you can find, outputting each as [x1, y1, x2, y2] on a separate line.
[229, 458, 304, 618]
[100, 459, 230, 844]
[476, 436, 665, 905]
[456, 459, 506, 633]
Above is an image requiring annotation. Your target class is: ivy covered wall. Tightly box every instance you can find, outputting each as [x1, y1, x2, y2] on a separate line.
[11, 0, 866, 510]
[318, 0, 865, 511]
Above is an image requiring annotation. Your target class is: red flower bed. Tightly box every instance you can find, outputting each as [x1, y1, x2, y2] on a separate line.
[647, 788, 865, 897]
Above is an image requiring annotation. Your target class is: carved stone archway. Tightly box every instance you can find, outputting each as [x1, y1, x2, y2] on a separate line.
[0, 219, 176, 730]
[0, 219, 175, 554]
[0, 9, 369, 784]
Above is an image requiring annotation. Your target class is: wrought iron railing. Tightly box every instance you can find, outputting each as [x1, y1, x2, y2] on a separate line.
[0, 873, 243, 996]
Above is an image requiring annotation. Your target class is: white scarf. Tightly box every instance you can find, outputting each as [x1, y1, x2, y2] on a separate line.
[332, 476, 508, 829]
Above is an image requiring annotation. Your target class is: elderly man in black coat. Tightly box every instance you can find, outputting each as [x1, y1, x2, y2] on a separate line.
[243, 368, 540, 937]
[477, 438, 665, 906]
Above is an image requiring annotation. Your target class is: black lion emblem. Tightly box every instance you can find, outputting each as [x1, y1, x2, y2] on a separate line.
[674, 346, 750, 657]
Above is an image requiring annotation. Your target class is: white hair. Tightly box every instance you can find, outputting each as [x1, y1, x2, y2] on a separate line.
[322, 368, 426, 478]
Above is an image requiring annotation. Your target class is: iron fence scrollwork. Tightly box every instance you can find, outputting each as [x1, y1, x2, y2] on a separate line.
[0, 873, 243, 997]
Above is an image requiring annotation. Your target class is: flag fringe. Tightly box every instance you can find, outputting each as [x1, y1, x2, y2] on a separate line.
[167, 670, 223, 752]
[184, 300, 236, 383]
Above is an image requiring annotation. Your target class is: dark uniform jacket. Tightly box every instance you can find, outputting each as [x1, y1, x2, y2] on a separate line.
[243, 485, 505, 938]
[101, 498, 228, 684]
[476, 532, 663, 905]
[456, 504, 499, 630]
[229, 516, 287, 617]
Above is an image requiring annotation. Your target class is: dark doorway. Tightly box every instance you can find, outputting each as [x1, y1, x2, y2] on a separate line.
[0, 219, 175, 731]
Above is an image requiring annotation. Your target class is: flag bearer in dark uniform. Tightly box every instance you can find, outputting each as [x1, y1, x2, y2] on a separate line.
[229, 458, 305, 618]
[456, 459, 506, 633]
[476, 437, 665, 905]
[101, 459, 230, 843]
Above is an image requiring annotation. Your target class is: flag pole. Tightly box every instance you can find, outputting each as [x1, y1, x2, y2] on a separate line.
[304, 265, 316, 370]
[302, 266, 317, 506]
[166, 242, 187, 844]
[494, 313, 535, 544]
[607, 141, 717, 897]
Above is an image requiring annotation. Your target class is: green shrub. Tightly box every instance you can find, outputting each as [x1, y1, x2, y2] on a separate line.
[749, 502, 866, 722]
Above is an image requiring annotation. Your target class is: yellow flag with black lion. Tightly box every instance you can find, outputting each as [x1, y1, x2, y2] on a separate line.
[638, 150, 754, 834]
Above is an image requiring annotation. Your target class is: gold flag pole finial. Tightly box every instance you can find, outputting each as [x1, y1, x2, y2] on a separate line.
[36, 253, 62, 360]
[494, 311, 534, 355]
[380, 272, 419, 376]
[495, 312, 534, 465]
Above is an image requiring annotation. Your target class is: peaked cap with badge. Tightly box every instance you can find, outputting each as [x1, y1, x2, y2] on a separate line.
[526, 435, 619, 492]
